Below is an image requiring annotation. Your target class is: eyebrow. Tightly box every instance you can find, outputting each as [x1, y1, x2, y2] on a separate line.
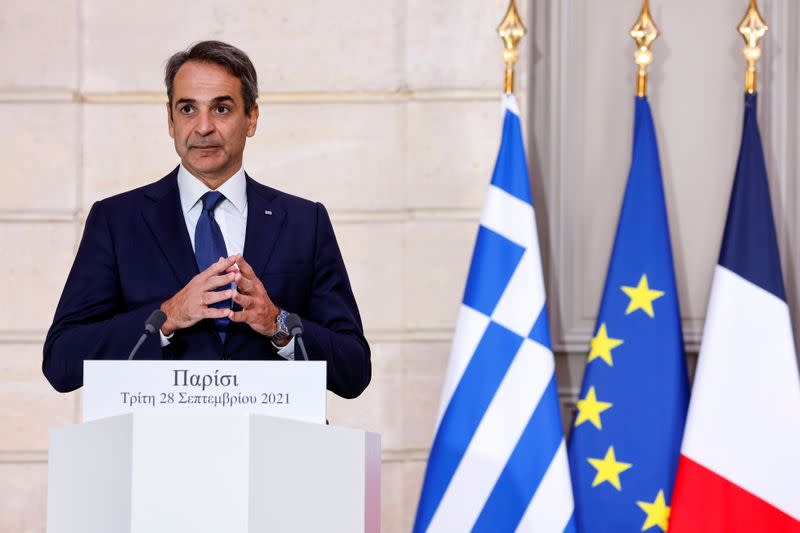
[174, 95, 236, 107]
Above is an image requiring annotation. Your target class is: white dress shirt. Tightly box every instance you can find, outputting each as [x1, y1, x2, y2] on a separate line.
[178, 163, 248, 255]
[160, 165, 294, 358]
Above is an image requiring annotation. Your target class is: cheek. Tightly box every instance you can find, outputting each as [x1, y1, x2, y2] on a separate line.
[174, 118, 195, 135]
[172, 131, 187, 151]
[225, 127, 249, 151]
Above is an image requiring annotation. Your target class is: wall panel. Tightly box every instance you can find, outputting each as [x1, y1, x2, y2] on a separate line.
[82, 0, 405, 93]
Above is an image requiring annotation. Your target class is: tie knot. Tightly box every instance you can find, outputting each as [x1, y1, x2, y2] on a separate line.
[201, 191, 226, 213]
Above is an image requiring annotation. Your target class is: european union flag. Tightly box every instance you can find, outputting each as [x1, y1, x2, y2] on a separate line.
[567, 97, 689, 532]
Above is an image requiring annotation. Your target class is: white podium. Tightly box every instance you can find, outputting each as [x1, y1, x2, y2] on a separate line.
[48, 413, 381, 533]
[47, 361, 380, 532]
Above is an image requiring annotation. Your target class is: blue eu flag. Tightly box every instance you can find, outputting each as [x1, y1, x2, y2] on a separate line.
[567, 97, 689, 532]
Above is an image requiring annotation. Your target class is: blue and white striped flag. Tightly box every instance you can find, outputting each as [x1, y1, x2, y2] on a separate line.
[413, 95, 575, 533]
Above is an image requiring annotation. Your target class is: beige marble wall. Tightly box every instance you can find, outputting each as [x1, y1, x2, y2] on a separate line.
[4, 0, 799, 531]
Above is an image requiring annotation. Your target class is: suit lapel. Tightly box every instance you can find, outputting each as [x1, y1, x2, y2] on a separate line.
[242, 175, 286, 277]
[141, 168, 199, 288]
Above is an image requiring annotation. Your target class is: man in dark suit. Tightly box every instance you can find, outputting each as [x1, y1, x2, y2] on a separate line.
[43, 41, 371, 399]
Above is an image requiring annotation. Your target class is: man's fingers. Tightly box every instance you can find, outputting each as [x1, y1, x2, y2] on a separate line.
[204, 307, 231, 319]
[205, 272, 235, 291]
[230, 256, 267, 296]
[229, 310, 248, 323]
[236, 256, 258, 278]
[200, 256, 239, 278]
[234, 273, 257, 294]
[203, 289, 233, 306]
[231, 291, 253, 309]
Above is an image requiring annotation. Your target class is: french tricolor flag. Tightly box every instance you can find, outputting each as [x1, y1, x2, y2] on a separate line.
[669, 93, 800, 532]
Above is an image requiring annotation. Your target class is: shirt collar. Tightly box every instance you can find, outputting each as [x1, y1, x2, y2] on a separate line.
[177, 164, 248, 215]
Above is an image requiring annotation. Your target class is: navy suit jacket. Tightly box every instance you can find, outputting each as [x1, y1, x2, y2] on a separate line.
[43, 168, 371, 398]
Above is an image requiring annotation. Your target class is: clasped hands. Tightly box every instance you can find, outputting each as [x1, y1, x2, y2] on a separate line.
[160, 254, 288, 345]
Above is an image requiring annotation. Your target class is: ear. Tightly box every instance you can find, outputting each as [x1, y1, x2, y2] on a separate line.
[166, 102, 175, 139]
[246, 103, 259, 137]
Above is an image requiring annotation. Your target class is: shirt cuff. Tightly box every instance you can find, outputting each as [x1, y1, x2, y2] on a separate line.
[159, 329, 174, 347]
[273, 337, 296, 360]
[161, 330, 294, 355]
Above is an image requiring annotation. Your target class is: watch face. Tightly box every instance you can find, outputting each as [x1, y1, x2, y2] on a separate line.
[274, 310, 290, 338]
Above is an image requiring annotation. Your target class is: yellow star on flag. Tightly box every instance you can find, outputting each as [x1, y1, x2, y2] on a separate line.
[637, 489, 670, 531]
[588, 323, 623, 367]
[574, 386, 613, 430]
[587, 446, 632, 491]
[621, 274, 664, 318]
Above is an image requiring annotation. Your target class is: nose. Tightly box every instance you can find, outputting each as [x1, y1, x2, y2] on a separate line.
[194, 110, 215, 136]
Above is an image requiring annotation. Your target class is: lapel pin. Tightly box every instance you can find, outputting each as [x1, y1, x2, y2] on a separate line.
[264, 210, 273, 215]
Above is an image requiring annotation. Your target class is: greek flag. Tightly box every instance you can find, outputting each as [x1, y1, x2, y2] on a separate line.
[413, 95, 575, 533]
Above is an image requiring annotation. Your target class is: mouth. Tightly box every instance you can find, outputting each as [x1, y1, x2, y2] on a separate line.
[190, 145, 221, 151]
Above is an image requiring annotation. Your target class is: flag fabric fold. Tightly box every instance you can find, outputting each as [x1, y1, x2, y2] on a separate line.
[567, 96, 689, 532]
[669, 92, 800, 532]
[413, 94, 575, 533]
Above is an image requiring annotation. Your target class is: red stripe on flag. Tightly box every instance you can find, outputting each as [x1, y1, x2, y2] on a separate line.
[670, 455, 800, 533]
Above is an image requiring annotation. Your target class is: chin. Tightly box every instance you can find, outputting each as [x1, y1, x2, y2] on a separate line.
[187, 157, 226, 175]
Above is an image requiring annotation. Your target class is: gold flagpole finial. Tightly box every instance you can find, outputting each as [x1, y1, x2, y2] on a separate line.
[630, 0, 660, 97]
[738, 0, 768, 94]
[497, 0, 527, 94]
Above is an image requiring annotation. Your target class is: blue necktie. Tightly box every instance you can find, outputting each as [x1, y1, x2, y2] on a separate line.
[195, 191, 230, 342]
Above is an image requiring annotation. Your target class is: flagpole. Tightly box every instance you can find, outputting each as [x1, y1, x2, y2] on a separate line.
[497, 1, 526, 95]
[630, 0, 660, 97]
[738, 0, 768, 94]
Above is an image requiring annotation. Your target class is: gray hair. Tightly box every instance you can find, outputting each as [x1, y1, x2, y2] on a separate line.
[165, 40, 259, 113]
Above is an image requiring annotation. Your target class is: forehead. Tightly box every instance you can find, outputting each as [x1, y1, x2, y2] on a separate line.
[172, 60, 242, 102]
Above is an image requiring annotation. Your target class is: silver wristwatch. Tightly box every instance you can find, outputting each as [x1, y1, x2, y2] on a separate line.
[271, 309, 290, 341]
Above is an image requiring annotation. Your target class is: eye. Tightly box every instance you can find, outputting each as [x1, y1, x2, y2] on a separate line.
[179, 104, 194, 115]
[215, 105, 230, 115]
